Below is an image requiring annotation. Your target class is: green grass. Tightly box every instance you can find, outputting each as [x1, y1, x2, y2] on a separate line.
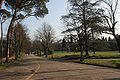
[82, 59, 120, 68]
[89, 51, 120, 58]
[49, 51, 80, 58]
[49, 51, 120, 59]
[49, 51, 120, 68]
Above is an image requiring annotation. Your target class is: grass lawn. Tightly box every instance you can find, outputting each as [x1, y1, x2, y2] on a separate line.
[49, 51, 120, 68]
[89, 51, 120, 58]
[50, 51, 120, 59]
[81, 59, 120, 68]
[51, 51, 80, 58]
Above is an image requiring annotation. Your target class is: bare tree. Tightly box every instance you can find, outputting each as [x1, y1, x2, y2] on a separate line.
[62, 0, 104, 60]
[100, 0, 120, 52]
[13, 22, 30, 60]
[36, 22, 55, 58]
[3, 0, 48, 62]
[32, 40, 42, 55]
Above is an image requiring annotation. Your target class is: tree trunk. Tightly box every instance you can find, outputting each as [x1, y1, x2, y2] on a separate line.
[114, 35, 120, 52]
[78, 34, 84, 61]
[9, 27, 14, 57]
[112, 27, 120, 52]
[80, 45, 84, 61]
[5, 10, 17, 62]
[0, 22, 3, 64]
[43, 46, 48, 58]
[0, 0, 4, 9]
[83, 3, 89, 56]
[45, 49, 47, 58]
[91, 28, 96, 54]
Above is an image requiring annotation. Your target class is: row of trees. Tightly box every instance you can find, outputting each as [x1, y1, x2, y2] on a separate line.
[0, 22, 31, 62]
[0, 22, 56, 61]
[0, 0, 120, 62]
[62, 35, 118, 52]
[61, 0, 120, 60]
[0, 0, 49, 62]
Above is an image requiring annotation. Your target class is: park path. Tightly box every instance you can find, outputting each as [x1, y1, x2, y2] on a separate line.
[0, 54, 40, 80]
[0, 55, 120, 80]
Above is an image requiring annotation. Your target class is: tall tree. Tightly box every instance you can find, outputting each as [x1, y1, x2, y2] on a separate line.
[100, 0, 120, 52]
[36, 22, 55, 58]
[62, 0, 103, 59]
[13, 22, 30, 60]
[0, 9, 10, 63]
[4, 0, 48, 62]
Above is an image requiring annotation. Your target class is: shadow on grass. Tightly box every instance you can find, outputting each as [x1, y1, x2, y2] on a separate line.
[89, 56, 120, 59]
[75, 61, 120, 69]
[49, 55, 80, 62]
[104, 78, 120, 80]
[51, 54, 120, 60]
[49, 54, 120, 69]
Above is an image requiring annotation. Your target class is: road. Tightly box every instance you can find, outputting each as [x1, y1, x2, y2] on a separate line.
[0, 54, 120, 80]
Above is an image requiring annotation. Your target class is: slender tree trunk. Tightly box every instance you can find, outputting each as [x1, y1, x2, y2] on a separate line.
[44, 47, 48, 58]
[78, 34, 84, 61]
[91, 29, 95, 54]
[0, 0, 4, 9]
[0, 0, 4, 63]
[83, 3, 89, 56]
[14, 28, 18, 60]
[9, 27, 14, 57]
[5, 10, 17, 62]
[80, 44, 83, 61]
[0, 22, 3, 64]
[84, 27, 88, 56]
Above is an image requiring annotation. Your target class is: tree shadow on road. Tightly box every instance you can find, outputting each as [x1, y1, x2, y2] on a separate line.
[0, 71, 31, 80]
[35, 67, 106, 75]
[104, 78, 120, 80]
[9, 57, 44, 67]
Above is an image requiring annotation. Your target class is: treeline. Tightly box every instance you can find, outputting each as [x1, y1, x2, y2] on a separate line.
[0, 23, 31, 61]
[61, 0, 120, 61]
[0, 0, 48, 62]
[32, 22, 56, 57]
[1, 0, 120, 63]
[61, 35, 118, 52]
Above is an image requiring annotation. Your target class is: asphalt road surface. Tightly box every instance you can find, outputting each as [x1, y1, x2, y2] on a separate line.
[0, 54, 120, 80]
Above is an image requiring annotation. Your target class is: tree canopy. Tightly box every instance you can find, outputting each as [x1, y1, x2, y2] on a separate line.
[1, 0, 49, 62]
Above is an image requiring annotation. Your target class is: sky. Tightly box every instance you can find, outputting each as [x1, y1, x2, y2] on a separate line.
[20, 0, 120, 40]
[22, 0, 68, 40]
[1, 0, 120, 40]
